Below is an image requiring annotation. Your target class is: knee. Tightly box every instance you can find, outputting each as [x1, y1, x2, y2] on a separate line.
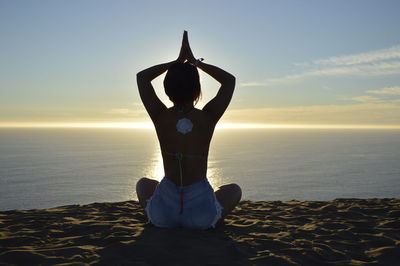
[136, 177, 152, 189]
[231, 183, 242, 199]
[136, 177, 147, 185]
[136, 177, 159, 189]
[227, 183, 241, 191]
[223, 183, 242, 200]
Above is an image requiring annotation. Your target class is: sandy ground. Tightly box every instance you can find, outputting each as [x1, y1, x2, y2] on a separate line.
[1, 199, 400, 265]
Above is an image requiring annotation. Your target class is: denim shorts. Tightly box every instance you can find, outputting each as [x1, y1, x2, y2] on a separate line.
[145, 177, 223, 229]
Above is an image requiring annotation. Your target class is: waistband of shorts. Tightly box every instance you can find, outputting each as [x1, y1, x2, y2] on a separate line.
[159, 177, 212, 199]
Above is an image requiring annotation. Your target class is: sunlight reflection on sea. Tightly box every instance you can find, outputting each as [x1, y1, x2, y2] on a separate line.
[1, 128, 400, 210]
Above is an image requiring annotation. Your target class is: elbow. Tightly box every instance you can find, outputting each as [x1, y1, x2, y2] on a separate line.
[136, 72, 147, 88]
[136, 71, 148, 84]
[136, 71, 144, 80]
[230, 74, 236, 83]
[225, 74, 235, 87]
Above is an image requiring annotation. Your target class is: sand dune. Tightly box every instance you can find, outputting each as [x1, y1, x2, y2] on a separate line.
[1, 199, 399, 265]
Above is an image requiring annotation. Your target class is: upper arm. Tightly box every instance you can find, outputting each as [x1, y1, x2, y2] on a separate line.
[136, 73, 167, 122]
[202, 76, 235, 123]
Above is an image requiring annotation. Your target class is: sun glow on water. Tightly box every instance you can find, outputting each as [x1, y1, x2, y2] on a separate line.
[215, 123, 400, 129]
[0, 122, 154, 129]
[148, 148, 223, 190]
[1, 122, 400, 129]
[152, 151, 164, 182]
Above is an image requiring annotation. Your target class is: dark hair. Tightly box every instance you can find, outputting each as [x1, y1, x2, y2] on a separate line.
[164, 62, 201, 106]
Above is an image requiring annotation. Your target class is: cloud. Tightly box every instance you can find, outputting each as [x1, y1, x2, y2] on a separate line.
[351, 85, 400, 105]
[269, 61, 400, 83]
[222, 103, 400, 125]
[242, 45, 400, 86]
[367, 86, 400, 95]
[352, 96, 382, 103]
[104, 108, 147, 119]
[313, 45, 400, 66]
[240, 82, 268, 87]
[105, 108, 134, 115]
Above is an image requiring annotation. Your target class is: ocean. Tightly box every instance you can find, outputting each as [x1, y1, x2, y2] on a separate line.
[0, 128, 399, 210]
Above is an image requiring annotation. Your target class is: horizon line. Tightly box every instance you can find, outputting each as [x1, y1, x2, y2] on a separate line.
[0, 122, 400, 129]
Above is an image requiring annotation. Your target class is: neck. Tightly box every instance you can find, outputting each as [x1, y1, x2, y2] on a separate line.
[174, 103, 194, 113]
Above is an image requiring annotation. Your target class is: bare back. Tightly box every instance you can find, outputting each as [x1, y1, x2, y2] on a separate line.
[154, 107, 216, 186]
[136, 32, 235, 186]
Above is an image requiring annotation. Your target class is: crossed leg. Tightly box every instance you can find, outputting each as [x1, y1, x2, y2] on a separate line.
[214, 183, 242, 219]
[136, 178, 242, 221]
[136, 177, 159, 209]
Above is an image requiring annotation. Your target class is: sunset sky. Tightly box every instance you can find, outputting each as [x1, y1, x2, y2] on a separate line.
[1, 0, 400, 127]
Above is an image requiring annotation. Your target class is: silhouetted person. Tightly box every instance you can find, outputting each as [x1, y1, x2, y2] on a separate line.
[136, 31, 241, 229]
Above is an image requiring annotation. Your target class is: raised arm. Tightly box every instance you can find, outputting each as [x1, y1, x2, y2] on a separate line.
[136, 61, 174, 121]
[198, 61, 235, 123]
[181, 31, 236, 123]
[136, 33, 188, 121]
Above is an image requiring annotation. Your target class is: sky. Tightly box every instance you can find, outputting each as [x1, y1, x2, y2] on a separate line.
[1, 0, 400, 127]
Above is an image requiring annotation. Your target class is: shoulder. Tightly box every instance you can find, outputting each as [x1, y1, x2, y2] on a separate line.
[154, 108, 215, 127]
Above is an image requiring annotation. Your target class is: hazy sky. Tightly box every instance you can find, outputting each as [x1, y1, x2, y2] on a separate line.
[1, 0, 400, 126]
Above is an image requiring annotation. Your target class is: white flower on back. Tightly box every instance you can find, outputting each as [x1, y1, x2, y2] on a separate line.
[176, 118, 193, 134]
